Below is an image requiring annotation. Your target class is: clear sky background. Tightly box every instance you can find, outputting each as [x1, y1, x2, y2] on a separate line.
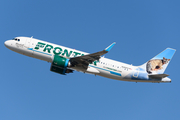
[1, 0, 180, 120]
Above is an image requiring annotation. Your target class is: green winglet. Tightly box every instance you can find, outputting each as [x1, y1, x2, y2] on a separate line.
[105, 42, 116, 52]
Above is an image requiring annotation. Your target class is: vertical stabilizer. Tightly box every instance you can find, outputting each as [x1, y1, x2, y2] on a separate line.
[140, 48, 176, 74]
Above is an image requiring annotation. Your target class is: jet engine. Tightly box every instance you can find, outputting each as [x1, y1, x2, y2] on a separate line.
[50, 55, 73, 75]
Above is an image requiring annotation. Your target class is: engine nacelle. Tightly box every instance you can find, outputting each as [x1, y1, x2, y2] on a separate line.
[50, 55, 73, 75]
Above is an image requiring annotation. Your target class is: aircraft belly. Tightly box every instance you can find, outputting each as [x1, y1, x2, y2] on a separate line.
[16, 47, 52, 62]
[31, 51, 52, 62]
[97, 69, 122, 80]
[10, 45, 34, 58]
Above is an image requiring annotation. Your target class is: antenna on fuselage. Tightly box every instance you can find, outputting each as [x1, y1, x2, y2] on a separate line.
[31, 36, 33, 38]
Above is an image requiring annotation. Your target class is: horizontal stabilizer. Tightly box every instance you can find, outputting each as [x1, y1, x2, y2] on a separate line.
[149, 74, 169, 79]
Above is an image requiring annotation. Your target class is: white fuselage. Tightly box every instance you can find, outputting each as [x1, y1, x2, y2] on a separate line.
[4, 37, 171, 83]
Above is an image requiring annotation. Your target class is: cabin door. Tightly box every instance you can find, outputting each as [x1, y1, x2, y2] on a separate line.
[25, 38, 31, 48]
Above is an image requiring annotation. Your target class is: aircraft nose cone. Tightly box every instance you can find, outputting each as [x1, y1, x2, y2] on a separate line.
[4, 40, 11, 48]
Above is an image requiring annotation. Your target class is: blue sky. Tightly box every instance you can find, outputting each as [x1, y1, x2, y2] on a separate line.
[1, 0, 180, 120]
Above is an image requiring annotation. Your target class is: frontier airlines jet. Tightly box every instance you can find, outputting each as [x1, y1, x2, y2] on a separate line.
[4, 37, 176, 83]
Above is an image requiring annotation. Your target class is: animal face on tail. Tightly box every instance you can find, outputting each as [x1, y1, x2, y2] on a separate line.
[146, 57, 170, 74]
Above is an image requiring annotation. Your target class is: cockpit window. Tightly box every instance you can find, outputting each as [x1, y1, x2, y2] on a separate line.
[12, 38, 20, 41]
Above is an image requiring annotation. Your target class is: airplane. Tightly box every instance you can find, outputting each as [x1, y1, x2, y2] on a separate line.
[4, 37, 176, 83]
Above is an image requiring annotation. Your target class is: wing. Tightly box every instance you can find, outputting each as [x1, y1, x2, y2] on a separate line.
[69, 42, 116, 69]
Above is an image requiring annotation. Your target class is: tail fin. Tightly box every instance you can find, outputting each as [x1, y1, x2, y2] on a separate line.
[140, 48, 176, 74]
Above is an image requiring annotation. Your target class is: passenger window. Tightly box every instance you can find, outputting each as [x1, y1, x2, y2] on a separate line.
[18, 39, 20, 41]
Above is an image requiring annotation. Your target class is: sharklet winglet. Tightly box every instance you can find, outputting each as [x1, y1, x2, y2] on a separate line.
[105, 42, 116, 52]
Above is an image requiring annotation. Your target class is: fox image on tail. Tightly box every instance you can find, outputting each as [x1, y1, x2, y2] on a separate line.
[140, 48, 176, 76]
[146, 57, 170, 74]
